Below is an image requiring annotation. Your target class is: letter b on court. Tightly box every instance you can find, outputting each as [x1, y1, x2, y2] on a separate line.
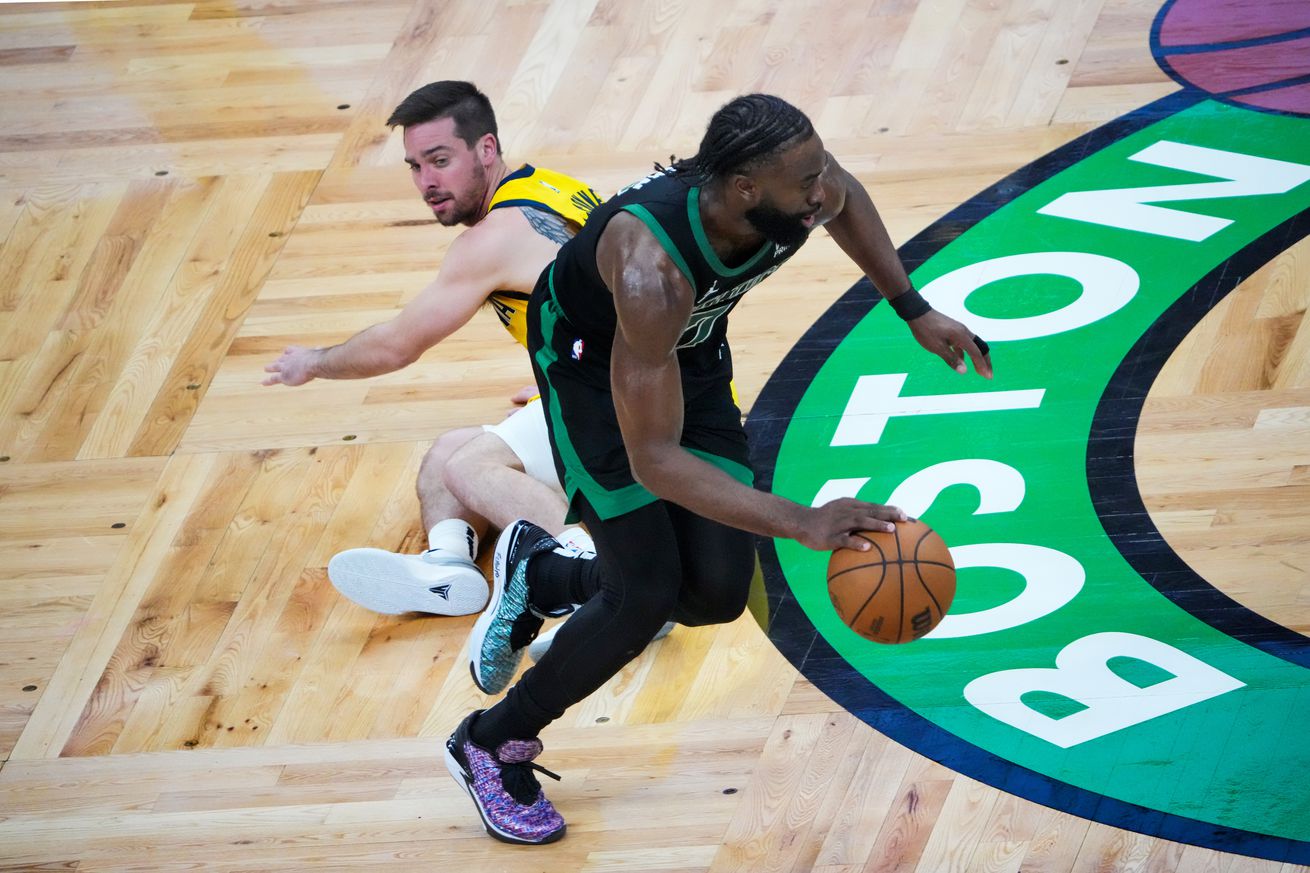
[963, 632, 1245, 748]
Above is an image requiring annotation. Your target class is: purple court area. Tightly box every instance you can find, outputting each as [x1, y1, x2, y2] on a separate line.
[1155, 0, 1310, 115]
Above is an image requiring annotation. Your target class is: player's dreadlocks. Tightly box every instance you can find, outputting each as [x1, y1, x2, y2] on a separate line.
[662, 94, 814, 181]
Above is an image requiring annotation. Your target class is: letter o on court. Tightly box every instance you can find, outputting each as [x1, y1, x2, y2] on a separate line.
[921, 252, 1140, 341]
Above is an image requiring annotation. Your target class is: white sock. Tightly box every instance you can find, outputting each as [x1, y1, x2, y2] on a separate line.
[427, 519, 477, 561]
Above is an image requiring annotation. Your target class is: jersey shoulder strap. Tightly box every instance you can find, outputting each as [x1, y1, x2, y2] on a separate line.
[615, 174, 792, 297]
[485, 165, 603, 349]
[488, 164, 603, 227]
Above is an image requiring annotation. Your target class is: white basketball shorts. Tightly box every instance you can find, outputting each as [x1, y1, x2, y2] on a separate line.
[482, 397, 563, 492]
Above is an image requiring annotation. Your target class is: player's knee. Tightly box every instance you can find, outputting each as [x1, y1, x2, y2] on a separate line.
[443, 431, 521, 499]
[675, 586, 748, 627]
[423, 427, 481, 479]
[675, 555, 753, 627]
[447, 431, 520, 476]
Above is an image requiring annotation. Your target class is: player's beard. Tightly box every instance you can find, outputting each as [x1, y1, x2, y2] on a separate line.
[744, 201, 813, 249]
[433, 163, 490, 227]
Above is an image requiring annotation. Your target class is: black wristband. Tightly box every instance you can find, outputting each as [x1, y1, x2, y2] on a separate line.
[887, 287, 932, 321]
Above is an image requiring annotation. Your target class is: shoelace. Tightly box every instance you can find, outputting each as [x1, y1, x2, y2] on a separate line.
[500, 759, 562, 806]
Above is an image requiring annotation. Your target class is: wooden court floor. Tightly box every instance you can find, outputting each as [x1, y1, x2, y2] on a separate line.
[1, 0, 1307, 870]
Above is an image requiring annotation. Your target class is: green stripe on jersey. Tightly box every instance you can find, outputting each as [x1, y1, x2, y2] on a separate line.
[622, 205, 695, 287]
[687, 186, 771, 277]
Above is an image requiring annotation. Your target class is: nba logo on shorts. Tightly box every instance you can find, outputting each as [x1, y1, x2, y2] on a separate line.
[571, 338, 584, 360]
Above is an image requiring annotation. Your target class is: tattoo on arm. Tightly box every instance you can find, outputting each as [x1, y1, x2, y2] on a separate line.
[521, 207, 573, 245]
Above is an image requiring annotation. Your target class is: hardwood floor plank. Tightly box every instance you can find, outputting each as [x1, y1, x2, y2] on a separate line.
[1, 0, 1305, 869]
[8, 453, 215, 761]
[127, 170, 321, 457]
[914, 777, 1002, 872]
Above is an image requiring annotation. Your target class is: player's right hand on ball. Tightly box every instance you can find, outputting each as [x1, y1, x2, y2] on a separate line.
[796, 498, 908, 552]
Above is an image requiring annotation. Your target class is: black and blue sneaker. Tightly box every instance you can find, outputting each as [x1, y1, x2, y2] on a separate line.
[468, 520, 572, 694]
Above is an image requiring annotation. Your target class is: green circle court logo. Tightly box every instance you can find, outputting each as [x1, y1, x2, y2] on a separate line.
[749, 76, 1310, 864]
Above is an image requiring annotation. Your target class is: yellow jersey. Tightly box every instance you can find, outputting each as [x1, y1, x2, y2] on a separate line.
[486, 165, 602, 346]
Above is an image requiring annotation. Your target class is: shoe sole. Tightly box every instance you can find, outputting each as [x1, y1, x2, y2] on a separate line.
[443, 742, 566, 845]
[466, 525, 521, 693]
[327, 548, 488, 616]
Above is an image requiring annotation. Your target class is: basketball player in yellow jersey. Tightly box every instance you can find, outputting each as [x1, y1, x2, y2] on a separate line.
[262, 81, 601, 616]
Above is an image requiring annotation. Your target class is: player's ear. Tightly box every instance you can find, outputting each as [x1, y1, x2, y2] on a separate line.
[477, 133, 499, 165]
[732, 172, 760, 206]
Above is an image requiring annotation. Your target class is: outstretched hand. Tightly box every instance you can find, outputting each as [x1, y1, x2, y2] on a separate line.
[795, 498, 909, 552]
[262, 346, 320, 387]
[907, 310, 993, 379]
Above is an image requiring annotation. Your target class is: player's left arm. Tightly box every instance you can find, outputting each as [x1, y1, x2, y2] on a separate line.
[819, 154, 993, 379]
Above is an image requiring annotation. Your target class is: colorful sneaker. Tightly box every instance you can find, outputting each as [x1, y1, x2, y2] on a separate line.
[444, 711, 566, 845]
[468, 520, 572, 694]
[327, 547, 488, 616]
[528, 618, 676, 663]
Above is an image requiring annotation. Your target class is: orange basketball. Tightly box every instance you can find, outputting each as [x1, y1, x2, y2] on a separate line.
[827, 519, 956, 644]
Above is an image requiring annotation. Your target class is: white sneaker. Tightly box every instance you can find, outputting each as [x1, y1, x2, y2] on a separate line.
[527, 619, 675, 662]
[327, 548, 489, 616]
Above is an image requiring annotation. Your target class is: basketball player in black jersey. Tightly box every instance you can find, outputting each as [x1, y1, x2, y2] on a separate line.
[444, 94, 992, 845]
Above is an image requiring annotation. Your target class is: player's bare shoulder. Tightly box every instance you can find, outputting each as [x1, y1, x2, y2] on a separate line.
[597, 210, 693, 328]
[597, 209, 649, 251]
[459, 205, 571, 296]
[519, 205, 575, 245]
[467, 203, 575, 245]
[597, 211, 680, 287]
[459, 206, 545, 260]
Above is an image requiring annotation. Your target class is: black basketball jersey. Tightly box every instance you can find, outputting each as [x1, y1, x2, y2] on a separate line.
[547, 168, 804, 354]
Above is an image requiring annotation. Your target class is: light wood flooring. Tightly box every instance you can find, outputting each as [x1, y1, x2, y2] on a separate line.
[1, 1, 1306, 870]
